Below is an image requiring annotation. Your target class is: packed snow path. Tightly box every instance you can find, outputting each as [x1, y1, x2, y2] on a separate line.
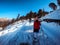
[0, 20, 60, 45]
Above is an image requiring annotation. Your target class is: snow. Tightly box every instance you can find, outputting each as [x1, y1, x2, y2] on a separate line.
[0, 20, 26, 37]
[41, 21, 60, 45]
[0, 19, 60, 45]
[0, 27, 3, 31]
[0, 19, 59, 45]
[0, 8, 60, 45]
[25, 30, 33, 33]
[41, 8, 60, 20]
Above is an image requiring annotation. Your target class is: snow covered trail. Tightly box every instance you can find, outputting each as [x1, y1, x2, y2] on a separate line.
[0, 20, 59, 45]
[0, 20, 34, 45]
[0, 21, 27, 45]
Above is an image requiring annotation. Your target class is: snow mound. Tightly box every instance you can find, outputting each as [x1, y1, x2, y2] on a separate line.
[41, 9, 60, 20]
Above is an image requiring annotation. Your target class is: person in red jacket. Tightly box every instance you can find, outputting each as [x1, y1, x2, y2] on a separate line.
[33, 16, 41, 45]
[34, 16, 41, 33]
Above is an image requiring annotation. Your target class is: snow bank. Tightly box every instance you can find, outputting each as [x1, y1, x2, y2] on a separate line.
[0, 20, 26, 37]
[41, 21, 60, 44]
[41, 8, 60, 20]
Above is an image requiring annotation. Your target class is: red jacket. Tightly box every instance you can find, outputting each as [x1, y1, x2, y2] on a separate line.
[34, 20, 41, 29]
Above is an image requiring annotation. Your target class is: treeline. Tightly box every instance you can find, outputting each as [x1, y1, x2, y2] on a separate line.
[9, 9, 49, 25]
[11, 0, 60, 23]
[20, 9, 49, 20]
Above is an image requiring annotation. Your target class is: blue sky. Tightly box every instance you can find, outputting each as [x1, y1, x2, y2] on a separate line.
[0, 0, 57, 18]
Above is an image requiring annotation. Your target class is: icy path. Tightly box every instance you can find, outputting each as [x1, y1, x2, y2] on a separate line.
[0, 21, 60, 45]
[0, 21, 27, 45]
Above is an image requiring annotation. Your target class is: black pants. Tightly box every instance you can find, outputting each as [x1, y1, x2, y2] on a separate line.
[34, 29, 39, 33]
